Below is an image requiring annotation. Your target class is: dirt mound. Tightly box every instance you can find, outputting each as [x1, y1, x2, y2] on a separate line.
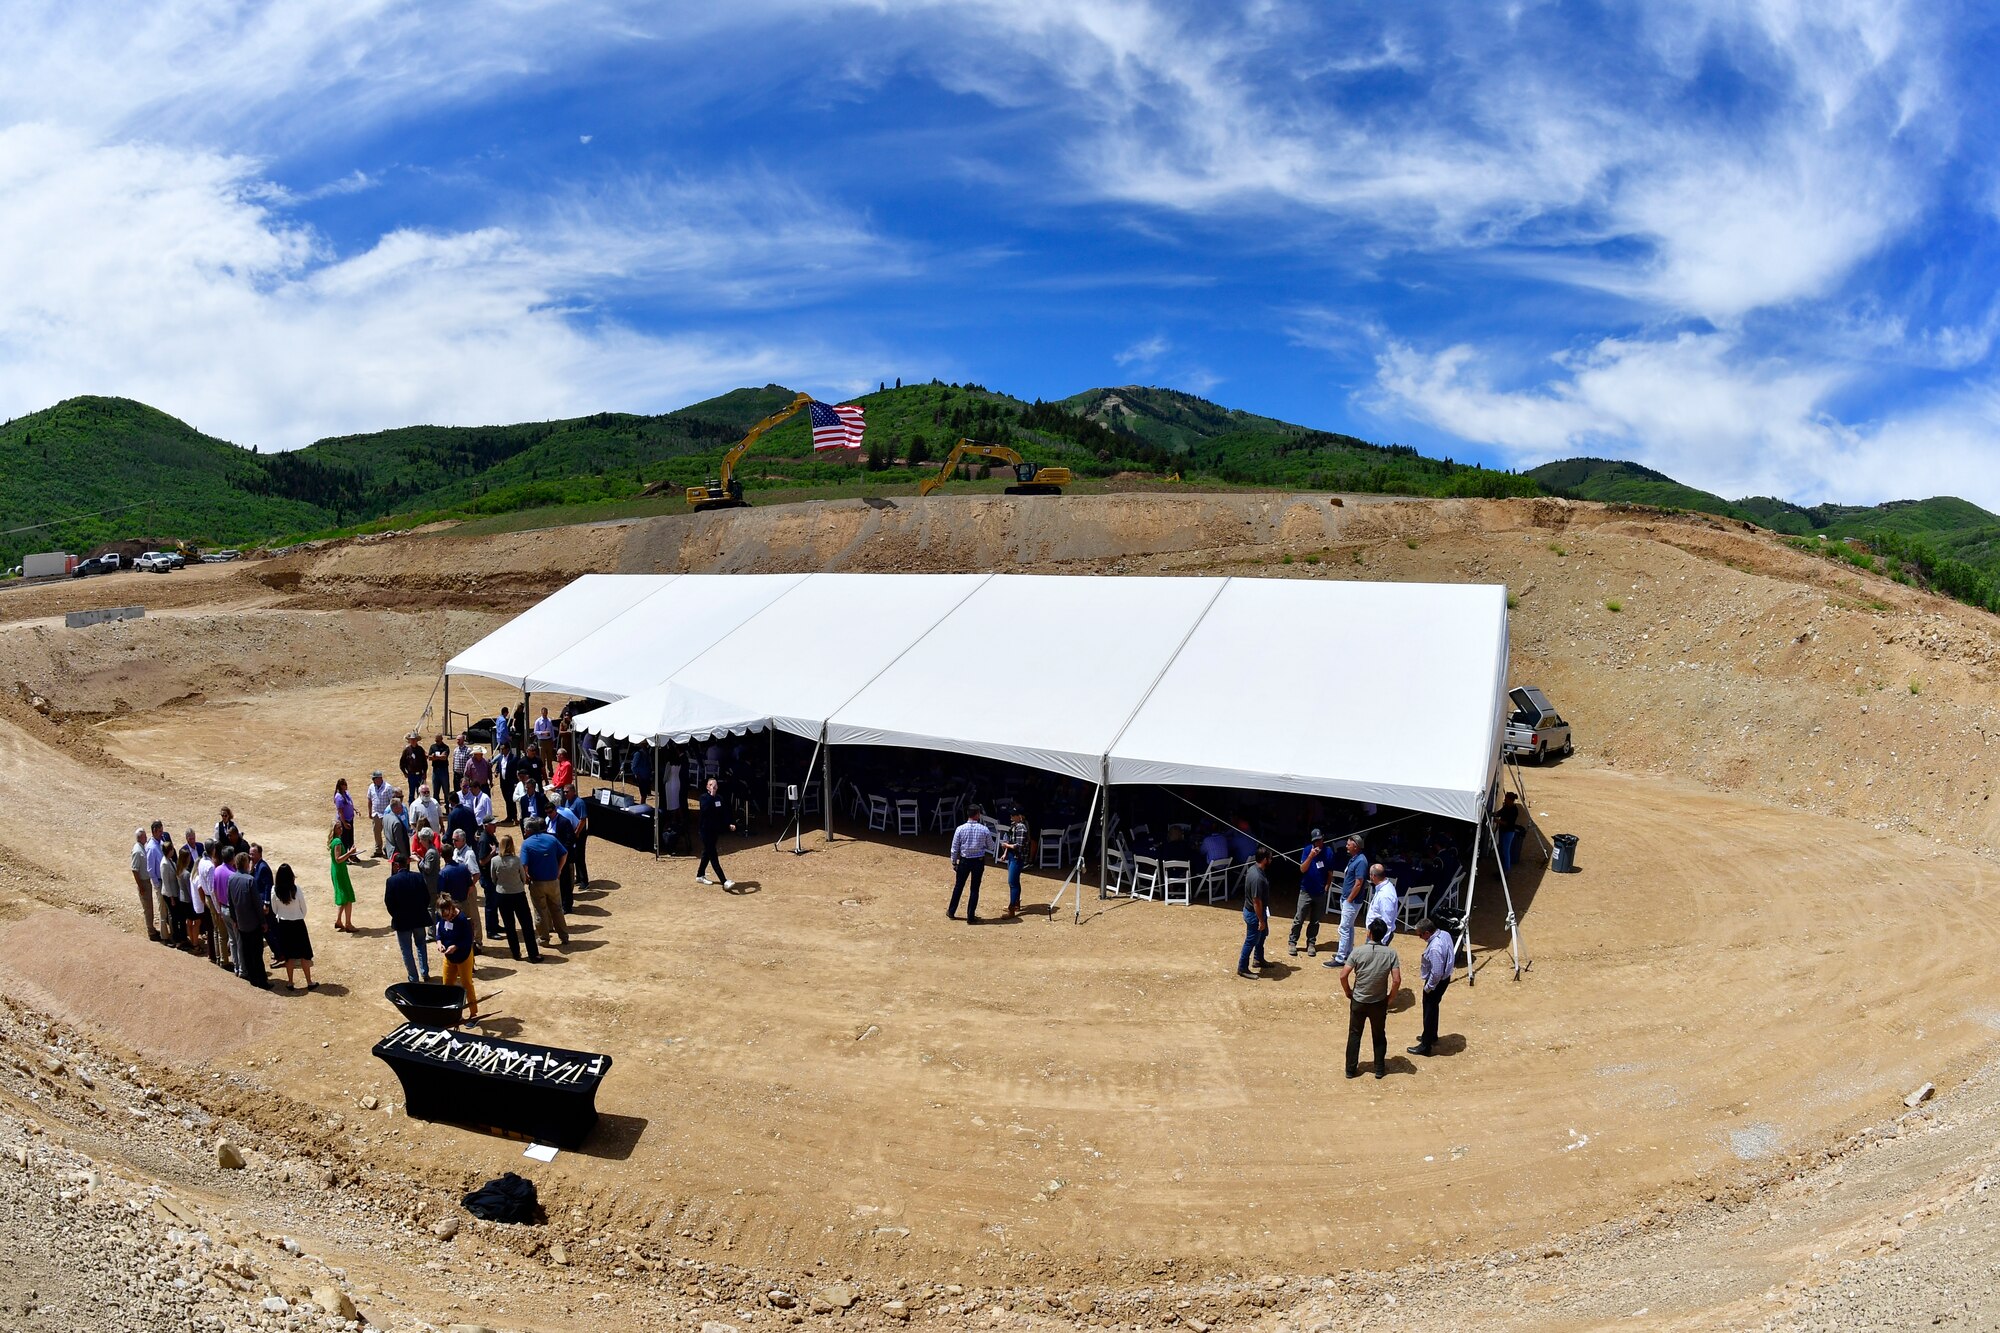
[0, 912, 283, 1063]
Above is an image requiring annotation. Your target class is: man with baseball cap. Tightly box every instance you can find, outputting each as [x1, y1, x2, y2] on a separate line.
[1289, 828, 1333, 958]
[366, 770, 394, 857]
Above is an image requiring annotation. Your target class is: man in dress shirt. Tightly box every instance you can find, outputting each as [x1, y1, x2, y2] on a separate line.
[1364, 863, 1401, 946]
[947, 805, 995, 924]
[366, 771, 395, 856]
[1409, 918, 1455, 1057]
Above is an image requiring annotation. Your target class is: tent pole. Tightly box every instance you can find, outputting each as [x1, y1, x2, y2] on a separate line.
[443, 675, 450, 741]
[1098, 757, 1111, 902]
[767, 727, 775, 830]
[652, 741, 661, 858]
[1461, 815, 1483, 986]
[1049, 778, 1101, 924]
[1487, 816, 1527, 980]
[822, 728, 833, 844]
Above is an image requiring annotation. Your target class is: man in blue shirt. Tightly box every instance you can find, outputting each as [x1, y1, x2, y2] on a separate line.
[561, 784, 591, 892]
[1288, 829, 1332, 958]
[947, 806, 995, 923]
[518, 817, 569, 949]
[1325, 833, 1370, 968]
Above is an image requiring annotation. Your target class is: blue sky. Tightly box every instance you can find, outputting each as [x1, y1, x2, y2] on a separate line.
[5, 1, 1999, 506]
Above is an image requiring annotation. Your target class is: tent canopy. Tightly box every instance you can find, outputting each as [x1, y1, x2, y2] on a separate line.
[449, 573, 1509, 822]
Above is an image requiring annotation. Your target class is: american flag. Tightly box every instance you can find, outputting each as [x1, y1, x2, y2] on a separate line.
[809, 399, 866, 451]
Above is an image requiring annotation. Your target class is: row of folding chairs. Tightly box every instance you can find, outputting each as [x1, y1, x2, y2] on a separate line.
[1103, 849, 1243, 905]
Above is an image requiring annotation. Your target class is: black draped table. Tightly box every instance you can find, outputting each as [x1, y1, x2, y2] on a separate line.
[372, 1023, 614, 1149]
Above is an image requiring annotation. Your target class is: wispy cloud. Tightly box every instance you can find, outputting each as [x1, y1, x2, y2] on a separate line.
[0, 124, 888, 446]
[1114, 334, 1170, 369]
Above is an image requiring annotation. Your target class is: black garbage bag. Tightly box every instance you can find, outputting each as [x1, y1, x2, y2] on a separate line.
[462, 1172, 541, 1224]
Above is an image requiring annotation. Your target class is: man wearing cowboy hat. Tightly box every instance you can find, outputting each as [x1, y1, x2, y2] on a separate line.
[399, 732, 426, 802]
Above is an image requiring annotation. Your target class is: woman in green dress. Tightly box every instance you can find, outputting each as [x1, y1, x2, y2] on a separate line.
[329, 820, 359, 932]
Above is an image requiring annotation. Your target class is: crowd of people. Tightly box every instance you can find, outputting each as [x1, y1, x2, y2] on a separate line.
[125, 807, 316, 991]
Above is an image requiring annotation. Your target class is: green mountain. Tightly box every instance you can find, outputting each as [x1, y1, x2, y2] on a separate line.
[13, 384, 1997, 610]
[1526, 457, 1747, 519]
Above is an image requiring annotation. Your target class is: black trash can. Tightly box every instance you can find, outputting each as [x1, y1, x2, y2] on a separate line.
[1551, 833, 1579, 873]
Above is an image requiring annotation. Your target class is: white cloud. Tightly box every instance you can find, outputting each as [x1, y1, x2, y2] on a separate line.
[1367, 329, 2000, 508]
[0, 124, 890, 447]
[1114, 334, 1169, 368]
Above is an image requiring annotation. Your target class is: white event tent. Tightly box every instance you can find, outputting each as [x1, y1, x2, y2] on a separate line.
[445, 572, 1523, 970]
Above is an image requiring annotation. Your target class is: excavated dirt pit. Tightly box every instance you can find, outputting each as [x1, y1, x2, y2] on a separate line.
[4, 492, 1999, 1331]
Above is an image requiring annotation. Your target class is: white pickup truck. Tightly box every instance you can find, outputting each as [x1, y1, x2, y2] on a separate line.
[1504, 686, 1573, 764]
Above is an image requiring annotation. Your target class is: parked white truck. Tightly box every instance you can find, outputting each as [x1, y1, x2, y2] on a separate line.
[22, 552, 76, 579]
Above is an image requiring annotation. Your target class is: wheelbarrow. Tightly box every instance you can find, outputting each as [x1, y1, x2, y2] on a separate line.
[384, 981, 470, 1028]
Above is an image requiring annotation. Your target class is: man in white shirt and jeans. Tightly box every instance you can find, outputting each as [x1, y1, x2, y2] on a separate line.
[366, 771, 395, 856]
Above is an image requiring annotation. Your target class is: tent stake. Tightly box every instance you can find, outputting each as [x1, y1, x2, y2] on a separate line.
[1485, 815, 1528, 980]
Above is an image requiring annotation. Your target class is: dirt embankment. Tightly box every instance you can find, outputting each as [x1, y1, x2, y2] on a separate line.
[235, 493, 2000, 854]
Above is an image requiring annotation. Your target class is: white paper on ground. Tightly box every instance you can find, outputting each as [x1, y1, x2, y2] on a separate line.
[522, 1143, 558, 1162]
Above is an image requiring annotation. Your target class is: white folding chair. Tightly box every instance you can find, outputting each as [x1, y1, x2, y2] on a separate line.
[1436, 867, 1467, 915]
[1161, 859, 1192, 905]
[896, 799, 920, 836]
[982, 817, 1005, 864]
[1400, 885, 1433, 933]
[1038, 828, 1066, 868]
[1196, 857, 1232, 904]
[702, 759, 720, 782]
[801, 782, 821, 817]
[928, 796, 957, 834]
[1127, 823, 1151, 842]
[1064, 821, 1087, 862]
[1129, 855, 1162, 901]
[1102, 846, 1129, 896]
[867, 795, 889, 832]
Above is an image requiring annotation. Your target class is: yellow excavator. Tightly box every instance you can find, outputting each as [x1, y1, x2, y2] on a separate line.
[917, 439, 1072, 497]
[650, 390, 814, 511]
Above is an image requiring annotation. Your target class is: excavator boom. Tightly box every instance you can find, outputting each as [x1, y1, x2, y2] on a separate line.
[656, 391, 815, 511]
[918, 438, 1072, 497]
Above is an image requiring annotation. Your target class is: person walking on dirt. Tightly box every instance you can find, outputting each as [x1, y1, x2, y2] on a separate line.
[383, 851, 433, 984]
[441, 830, 482, 949]
[1289, 829, 1332, 958]
[1238, 847, 1273, 977]
[1341, 918, 1401, 1079]
[493, 708, 511, 755]
[1326, 834, 1369, 968]
[399, 732, 426, 801]
[366, 771, 394, 857]
[947, 805, 994, 923]
[427, 734, 451, 797]
[519, 817, 569, 948]
[695, 777, 735, 888]
[1408, 917, 1454, 1057]
[328, 820, 359, 932]
[452, 734, 471, 793]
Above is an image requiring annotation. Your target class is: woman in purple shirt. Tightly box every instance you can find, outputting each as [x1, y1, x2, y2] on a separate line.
[333, 778, 356, 855]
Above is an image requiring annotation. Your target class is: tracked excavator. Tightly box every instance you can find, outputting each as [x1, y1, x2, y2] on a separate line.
[642, 391, 814, 511]
[917, 439, 1072, 497]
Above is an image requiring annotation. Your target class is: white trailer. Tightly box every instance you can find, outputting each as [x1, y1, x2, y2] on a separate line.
[23, 552, 75, 579]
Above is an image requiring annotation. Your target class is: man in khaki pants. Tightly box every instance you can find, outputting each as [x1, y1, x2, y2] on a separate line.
[518, 817, 569, 949]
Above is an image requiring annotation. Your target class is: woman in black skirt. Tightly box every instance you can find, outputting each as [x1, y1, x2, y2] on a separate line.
[270, 864, 316, 990]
